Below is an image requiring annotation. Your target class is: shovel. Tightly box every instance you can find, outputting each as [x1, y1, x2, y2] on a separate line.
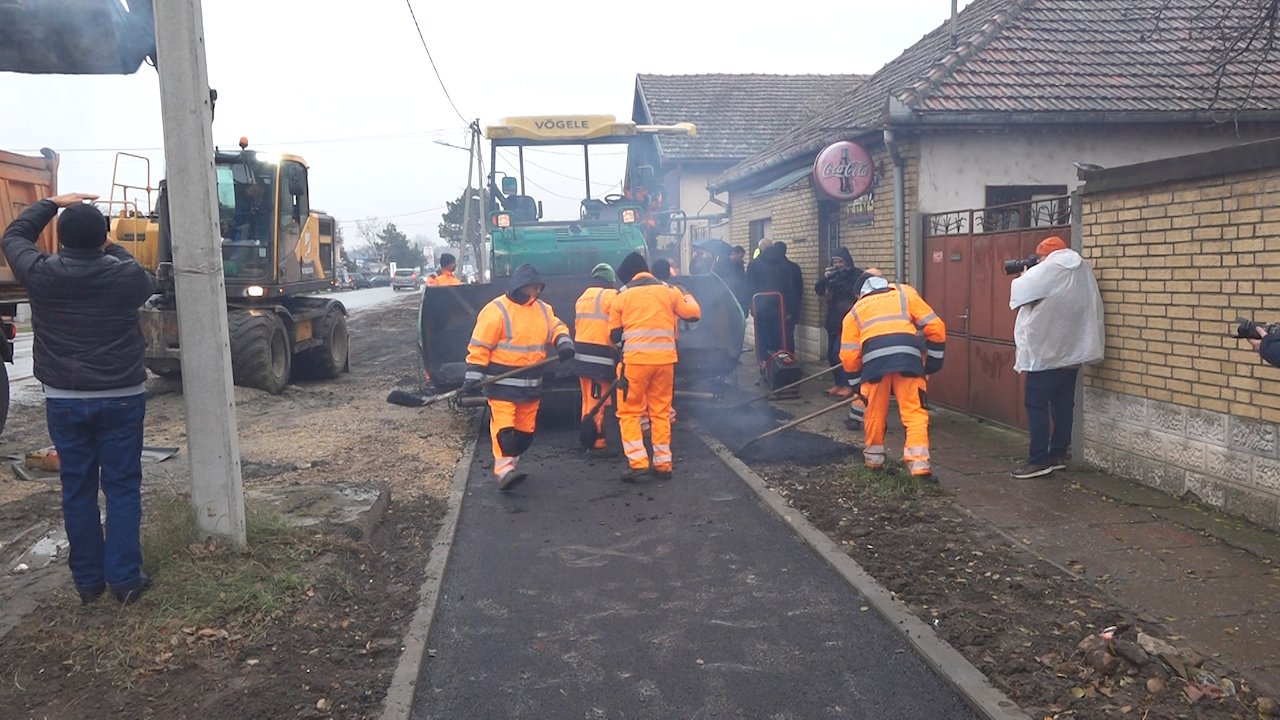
[578, 377, 622, 449]
[726, 363, 842, 411]
[387, 355, 561, 408]
[736, 395, 856, 454]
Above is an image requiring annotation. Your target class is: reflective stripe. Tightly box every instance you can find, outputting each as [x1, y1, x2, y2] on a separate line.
[840, 342, 861, 352]
[653, 450, 672, 464]
[623, 440, 648, 463]
[623, 329, 675, 340]
[578, 312, 609, 320]
[538, 301, 553, 344]
[908, 460, 931, 474]
[494, 299, 515, 339]
[915, 312, 938, 327]
[576, 353, 614, 365]
[897, 286, 908, 318]
[862, 345, 925, 362]
[491, 377, 542, 387]
[860, 313, 910, 329]
[864, 444, 885, 462]
[495, 457, 518, 475]
[626, 342, 677, 351]
[904, 446, 930, 459]
[847, 374, 861, 386]
[926, 349, 945, 359]
[497, 341, 548, 352]
[464, 370, 484, 381]
[848, 403, 865, 419]
[469, 336, 496, 350]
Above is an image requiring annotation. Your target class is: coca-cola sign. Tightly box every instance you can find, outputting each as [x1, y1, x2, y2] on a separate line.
[813, 140, 874, 201]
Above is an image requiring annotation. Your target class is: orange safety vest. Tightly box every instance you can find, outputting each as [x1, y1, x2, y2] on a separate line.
[429, 270, 462, 287]
[571, 285, 618, 381]
[839, 283, 945, 385]
[608, 272, 701, 366]
[465, 294, 570, 401]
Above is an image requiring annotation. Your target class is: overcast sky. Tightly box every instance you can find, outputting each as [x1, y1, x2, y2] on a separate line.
[0, 0, 973, 242]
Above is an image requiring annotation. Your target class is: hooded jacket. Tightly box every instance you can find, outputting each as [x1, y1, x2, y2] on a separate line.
[464, 264, 571, 401]
[569, 276, 618, 380]
[608, 271, 701, 365]
[814, 248, 862, 333]
[2, 199, 155, 392]
[1010, 248, 1105, 372]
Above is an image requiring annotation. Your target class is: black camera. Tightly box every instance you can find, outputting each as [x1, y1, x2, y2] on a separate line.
[1003, 255, 1040, 275]
[1233, 317, 1280, 339]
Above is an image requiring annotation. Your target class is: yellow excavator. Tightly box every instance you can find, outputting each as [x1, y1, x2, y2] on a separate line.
[103, 142, 348, 393]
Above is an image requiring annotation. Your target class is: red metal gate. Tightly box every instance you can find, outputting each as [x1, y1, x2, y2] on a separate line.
[921, 197, 1071, 429]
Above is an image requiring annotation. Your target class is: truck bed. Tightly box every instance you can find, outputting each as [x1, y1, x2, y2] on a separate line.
[0, 149, 59, 304]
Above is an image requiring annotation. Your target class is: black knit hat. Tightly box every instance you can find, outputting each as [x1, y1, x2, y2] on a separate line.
[439, 252, 456, 267]
[57, 204, 108, 250]
[616, 252, 648, 284]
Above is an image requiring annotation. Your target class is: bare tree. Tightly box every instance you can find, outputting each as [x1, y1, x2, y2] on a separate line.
[356, 217, 391, 269]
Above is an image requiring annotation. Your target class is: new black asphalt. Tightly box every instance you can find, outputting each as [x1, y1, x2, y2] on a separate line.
[412, 417, 977, 719]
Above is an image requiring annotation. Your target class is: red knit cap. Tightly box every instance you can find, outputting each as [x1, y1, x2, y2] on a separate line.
[1036, 236, 1067, 257]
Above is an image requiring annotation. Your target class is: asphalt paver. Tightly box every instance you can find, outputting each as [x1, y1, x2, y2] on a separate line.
[413, 419, 977, 719]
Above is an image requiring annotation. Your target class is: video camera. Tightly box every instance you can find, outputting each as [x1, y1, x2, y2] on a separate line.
[1232, 317, 1280, 340]
[1003, 255, 1039, 276]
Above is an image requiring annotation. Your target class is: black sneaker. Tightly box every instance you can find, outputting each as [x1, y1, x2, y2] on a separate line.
[77, 584, 105, 605]
[1049, 454, 1070, 471]
[1011, 463, 1054, 479]
[651, 468, 673, 480]
[621, 467, 650, 483]
[112, 574, 152, 605]
[498, 472, 528, 492]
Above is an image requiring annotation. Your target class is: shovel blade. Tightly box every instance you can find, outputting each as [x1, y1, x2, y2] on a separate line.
[386, 390, 427, 408]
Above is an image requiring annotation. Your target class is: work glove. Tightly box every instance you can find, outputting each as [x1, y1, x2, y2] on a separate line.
[460, 378, 480, 393]
[556, 337, 575, 362]
[461, 366, 484, 393]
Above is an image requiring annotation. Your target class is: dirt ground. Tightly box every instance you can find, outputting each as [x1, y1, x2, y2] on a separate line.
[0, 295, 472, 719]
[748, 454, 1264, 720]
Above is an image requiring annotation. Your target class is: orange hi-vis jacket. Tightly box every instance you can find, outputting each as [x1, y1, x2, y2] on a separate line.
[429, 270, 462, 287]
[608, 272, 701, 365]
[465, 294, 570, 402]
[570, 284, 618, 381]
[840, 283, 945, 386]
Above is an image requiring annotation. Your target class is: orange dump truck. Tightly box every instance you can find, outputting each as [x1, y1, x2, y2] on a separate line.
[0, 148, 59, 433]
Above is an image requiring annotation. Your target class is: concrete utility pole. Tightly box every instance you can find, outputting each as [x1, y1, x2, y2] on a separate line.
[473, 121, 490, 282]
[459, 129, 475, 273]
[153, 0, 247, 549]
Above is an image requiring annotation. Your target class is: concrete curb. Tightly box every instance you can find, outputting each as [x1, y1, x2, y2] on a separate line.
[696, 429, 1030, 720]
[380, 433, 477, 720]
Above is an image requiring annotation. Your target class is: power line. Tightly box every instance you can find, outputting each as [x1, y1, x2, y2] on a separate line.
[404, 0, 467, 124]
[10, 128, 469, 154]
[495, 148, 620, 191]
[334, 205, 446, 224]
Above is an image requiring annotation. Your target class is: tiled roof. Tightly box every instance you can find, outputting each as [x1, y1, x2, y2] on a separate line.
[633, 73, 868, 162]
[714, 0, 1280, 189]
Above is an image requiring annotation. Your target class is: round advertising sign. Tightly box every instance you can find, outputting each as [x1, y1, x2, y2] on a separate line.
[813, 141, 874, 201]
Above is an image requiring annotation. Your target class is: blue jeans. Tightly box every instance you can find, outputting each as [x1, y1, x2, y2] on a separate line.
[45, 394, 147, 592]
[827, 331, 850, 386]
[1024, 368, 1078, 466]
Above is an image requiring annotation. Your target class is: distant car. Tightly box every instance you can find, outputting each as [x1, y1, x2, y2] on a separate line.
[345, 273, 371, 290]
[391, 269, 422, 291]
[369, 274, 391, 287]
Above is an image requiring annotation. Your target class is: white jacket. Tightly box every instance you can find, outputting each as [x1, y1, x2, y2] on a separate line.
[1010, 249, 1105, 373]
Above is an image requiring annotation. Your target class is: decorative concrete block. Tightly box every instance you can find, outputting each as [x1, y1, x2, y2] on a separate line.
[1118, 395, 1149, 426]
[1206, 445, 1253, 486]
[1184, 472, 1227, 508]
[1084, 387, 1111, 417]
[1158, 431, 1206, 472]
[1223, 486, 1280, 528]
[1228, 415, 1277, 456]
[1253, 456, 1280, 494]
[1083, 443, 1113, 472]
[1140, 458, 1187, 496]
[1148, 400, 1186, 436]
[1186, 407, 1229, 446]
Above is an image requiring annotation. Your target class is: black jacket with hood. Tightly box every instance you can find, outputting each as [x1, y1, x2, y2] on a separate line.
[1, 200, 155, 392]
[747, 243, 801, 317]
[814, 248, 862, 333]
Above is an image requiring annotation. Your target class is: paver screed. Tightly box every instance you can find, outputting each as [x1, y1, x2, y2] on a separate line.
[412, 420, 978, 719]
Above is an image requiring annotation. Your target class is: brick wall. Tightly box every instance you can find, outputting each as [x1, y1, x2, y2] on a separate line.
[725, 139, 919, 361]
[1080, 147, 1280, 529]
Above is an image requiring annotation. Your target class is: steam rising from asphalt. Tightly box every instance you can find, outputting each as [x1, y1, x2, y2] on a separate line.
[685, 398, 859, 466]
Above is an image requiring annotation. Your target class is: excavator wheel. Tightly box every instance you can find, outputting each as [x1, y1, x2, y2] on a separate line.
[295, 305, 349, 380]
[145, 359, 182, 379]
[229, 310, 291, 395]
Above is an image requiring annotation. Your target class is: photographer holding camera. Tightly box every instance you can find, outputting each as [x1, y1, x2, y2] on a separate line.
[1237, 318, 1280, 367]
[1008, 236, 1105, 479]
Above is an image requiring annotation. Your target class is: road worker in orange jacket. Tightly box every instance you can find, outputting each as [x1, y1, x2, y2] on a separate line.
[609, 252, 701, 480]
[840, 269, 945, 480]
[464, 263, 574, 491]
[570, 263, 619, 451]
[428, 253, 463, 287]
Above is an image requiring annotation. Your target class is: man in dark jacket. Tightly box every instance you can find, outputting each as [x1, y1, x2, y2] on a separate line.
[814, 247, 862, 396]
[747, 241, 803, 363]
[2, 193, 156, 605]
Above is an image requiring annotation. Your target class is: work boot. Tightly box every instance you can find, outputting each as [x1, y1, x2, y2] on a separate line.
[621, 467, 650, 483]
[498, 472, 528, 492]
[1010, 462, 1054, 479]
[77, 583, 105, 605]
[112, 574, 153, 605]
[651, 467, 673, 480]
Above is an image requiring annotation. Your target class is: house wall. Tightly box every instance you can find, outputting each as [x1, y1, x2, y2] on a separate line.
[1079, 151, 1280, 529]
[918, 125, 1277, 215]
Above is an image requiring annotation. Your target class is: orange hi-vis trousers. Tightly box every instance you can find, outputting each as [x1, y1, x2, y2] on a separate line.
[617, 363, 675, 472]
[860, 373, 931, 477]
[488, 399, 539, 479]
[579, 377, 613, 450]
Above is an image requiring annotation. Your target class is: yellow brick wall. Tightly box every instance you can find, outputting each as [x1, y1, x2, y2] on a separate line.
[726, 140, 920, 333]
[1082, 171, 1280, 422]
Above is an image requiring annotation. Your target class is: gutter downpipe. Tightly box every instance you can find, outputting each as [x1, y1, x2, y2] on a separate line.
[884, 128, 905, 282]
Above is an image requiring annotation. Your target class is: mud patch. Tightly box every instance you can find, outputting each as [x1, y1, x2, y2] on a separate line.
[687, 402, 858, 466]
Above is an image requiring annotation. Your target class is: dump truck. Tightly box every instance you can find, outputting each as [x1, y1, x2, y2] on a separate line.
[418, 115, 746, 398]
[104, 142, 348, 394]
[0, 148, 59, 434]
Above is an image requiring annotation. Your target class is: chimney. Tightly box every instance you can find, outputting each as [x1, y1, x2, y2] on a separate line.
[951, 0, 959, 48]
